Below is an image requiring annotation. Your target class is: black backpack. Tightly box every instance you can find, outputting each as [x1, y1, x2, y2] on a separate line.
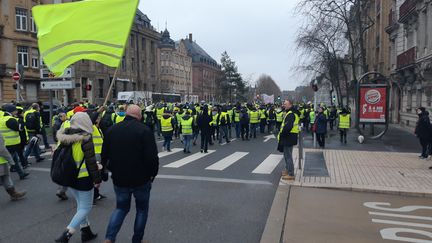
[51, 144, 84, 187]
[25, 112, 38, 130]
[100, 112, 114, 131]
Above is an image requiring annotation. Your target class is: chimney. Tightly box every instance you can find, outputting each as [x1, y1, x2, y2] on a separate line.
[189, 33, 193, 42]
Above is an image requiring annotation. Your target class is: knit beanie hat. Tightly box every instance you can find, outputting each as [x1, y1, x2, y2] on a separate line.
[70, 112, 93, 134]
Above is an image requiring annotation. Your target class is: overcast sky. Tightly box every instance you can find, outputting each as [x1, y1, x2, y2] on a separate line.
[139, 0, 307, 91]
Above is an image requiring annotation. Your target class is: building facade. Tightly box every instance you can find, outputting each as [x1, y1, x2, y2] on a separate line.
[183, 34, 222, 102]
[158, 29, 192, 97]
[0, 0, 58, 104]
[386, 0, 432, 128]
[72, 10, 161, 105]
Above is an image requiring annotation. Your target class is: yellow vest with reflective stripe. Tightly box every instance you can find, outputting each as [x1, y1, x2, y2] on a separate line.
[309, 111, 315, 124]
[161, 117, 174, 132]
[276, 112, 284, 122]
[278, 111, 300, 141]
[181, 117, 193, 135]
[66, 110, 74, 119]
[0, 116, 20, 146]
[156, 108, 165, 120]
[260, 109, 267, 119]
[57, 121, 71, 146]
[233, 110, 240, 122]
[250, 111, 260, 124]
[338, 114, 350, 129]
[92, 125, 103, 154]
[217, 112, 228, 126]
[0, 156, 7, 165]
[72, 142, 89, 178]
[112, 113, 125, 124]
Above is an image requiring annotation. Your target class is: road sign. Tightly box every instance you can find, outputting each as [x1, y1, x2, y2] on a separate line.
[40, 68, 73, 79]
[41, 80, 74, 90]
[12, 72, 20, 81]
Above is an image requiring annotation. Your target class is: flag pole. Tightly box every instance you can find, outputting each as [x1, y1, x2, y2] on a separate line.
[103, 66, 120, 107]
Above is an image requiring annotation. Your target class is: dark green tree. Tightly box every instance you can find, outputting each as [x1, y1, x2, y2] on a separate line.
[219, 51, 247, 102]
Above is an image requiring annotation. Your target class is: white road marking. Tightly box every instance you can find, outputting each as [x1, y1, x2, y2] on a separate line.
[372, 219, 432, 229]
[263, 134, 276, 142]
[252, 154, 284, 174]
[156, 174, 272, 185]
[29, 167, 50, 172]
[158, 148, 182, 158]
[219, 138, 237, 146]
[369, 212, 432, 221]
[206, 152, 249, 171]
[163, 150, 215, 168]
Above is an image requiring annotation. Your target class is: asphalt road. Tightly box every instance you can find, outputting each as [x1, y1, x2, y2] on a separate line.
[284, 187, 432, 243]
[0, 131, 284, 243]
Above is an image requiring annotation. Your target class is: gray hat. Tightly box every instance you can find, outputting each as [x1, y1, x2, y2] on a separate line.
[3, 104, 17, 113]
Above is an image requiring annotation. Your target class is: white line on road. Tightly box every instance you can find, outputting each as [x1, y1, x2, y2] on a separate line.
[28, 168, 272, 185]
[163, 150, 215, 168]
[156, 174, 272, 185]
[369, 212, 432, 221]
[158, 148, 182, 158]
[219, 138, 237, 146]
[206, 152, 249, 171]
[263, 134, 276, 143]
[252, 154, 284, 174]
[372, 219, 432, 229]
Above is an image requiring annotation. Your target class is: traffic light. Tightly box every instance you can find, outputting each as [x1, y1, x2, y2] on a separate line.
[85, 84, 92, 91]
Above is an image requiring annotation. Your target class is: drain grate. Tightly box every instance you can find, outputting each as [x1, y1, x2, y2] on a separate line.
[303, 152, 329, 177]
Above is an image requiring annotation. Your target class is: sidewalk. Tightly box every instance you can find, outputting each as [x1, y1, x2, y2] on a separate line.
[290, 148, 432, 196]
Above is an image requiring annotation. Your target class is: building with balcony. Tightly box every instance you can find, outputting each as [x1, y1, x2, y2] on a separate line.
[158, 29, 192, 97]
[386, 0, 432, 128]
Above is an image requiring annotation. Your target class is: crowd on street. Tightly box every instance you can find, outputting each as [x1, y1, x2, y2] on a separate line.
[0, 98, 354, 243]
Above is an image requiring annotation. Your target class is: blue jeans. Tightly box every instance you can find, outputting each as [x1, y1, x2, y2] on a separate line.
[250, 123, 258, 138]
[105, 182, 152, 243]
[234, 122, 241, 138]
[24, 135, 42, 160]
[67, 188, 93, 231]
[183, 134, 192, 152]
[163, 136, 172, 150]
[283, 145, 294, 176]
[218, 126, 229, 143]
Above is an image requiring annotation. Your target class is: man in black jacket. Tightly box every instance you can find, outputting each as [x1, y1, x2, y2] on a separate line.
[278, 100, 299, 181]
[102, 104, 159, 243]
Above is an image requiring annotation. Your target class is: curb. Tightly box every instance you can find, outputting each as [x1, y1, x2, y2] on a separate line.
[298, 183, 432, 198]
[260, 182, 291, 243]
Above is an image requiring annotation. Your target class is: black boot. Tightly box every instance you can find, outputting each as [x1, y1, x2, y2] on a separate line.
[55, 230, 72, 243]
[81, 226, 97, 242]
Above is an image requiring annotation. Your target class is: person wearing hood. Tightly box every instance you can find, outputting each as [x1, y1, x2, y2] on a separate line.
[180, 110, 194, 153]
[1, 104, 29, 180]
[415, 107, 432, 159]
[161, 110, 175, 152]
[54, 112, 101, 243]
[197, 105, 212, 153]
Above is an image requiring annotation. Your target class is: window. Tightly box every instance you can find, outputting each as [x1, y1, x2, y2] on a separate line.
[16, 8, 27, 31]
[31, 48, 39, 68]
[17, 46, 28, 67]
[131, 58, 134, 71]
[30, 15, 36, 33]
[123, 82, 127, 91]
[26, 83, 37, 102]
[132, 82, 136, 91]
[130, 34, 135, 48]
[142, 38, 146, 50]
[98, 79, 104, 98]
[143, 83, 147, 91]
[81, 78, 88, 98]
[121, 56, 126, 71]
[152, 84, 156, 92]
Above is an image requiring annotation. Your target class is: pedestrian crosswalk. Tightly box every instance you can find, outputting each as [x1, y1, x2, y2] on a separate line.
[158, 148, 285, 175]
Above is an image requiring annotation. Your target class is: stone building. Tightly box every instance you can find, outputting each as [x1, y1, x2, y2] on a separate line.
[182, 34, 222, 102]
[158, 29, 192, 97]
[72, 10, 161, 105]
[0, 0, 57, 103]
[386, 0, 432, 128]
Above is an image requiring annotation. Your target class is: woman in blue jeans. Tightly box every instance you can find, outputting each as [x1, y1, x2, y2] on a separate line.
[55, 112, 101, 243]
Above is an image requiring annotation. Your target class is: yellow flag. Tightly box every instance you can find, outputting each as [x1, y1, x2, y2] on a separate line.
[32, 0, 139, 76]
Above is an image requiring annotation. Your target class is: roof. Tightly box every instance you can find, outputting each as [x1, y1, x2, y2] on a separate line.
[159, 29, 175, 49]
[181, 39, 219, 67]
[135, 9, 151, 28]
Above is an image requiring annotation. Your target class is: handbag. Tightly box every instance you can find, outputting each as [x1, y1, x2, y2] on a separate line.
[312, 122, 317, 133]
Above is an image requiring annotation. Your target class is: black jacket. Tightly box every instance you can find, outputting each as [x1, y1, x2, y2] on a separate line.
[197, 113, 212, 132]
[101, 116, 159, 187]
[279, 108, 298, 146]
[415, 111, 432, 139]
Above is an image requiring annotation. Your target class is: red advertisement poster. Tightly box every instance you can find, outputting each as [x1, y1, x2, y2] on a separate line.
[359, 86, 387, 123]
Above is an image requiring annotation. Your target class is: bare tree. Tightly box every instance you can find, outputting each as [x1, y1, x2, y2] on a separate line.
[255, 74, 282, 97]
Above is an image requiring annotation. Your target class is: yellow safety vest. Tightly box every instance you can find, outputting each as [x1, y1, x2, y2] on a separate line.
[210, 114, 218, 126]
[0, 116, 20, 146]
[181, 117, 193, 135]
[92, 125, 103, 154]
[338, 114, 350, 129]
[217, 112, 228, 126]
[309, 112, 315, 124]
[66, 110, 74, 120]
[233, 110, 240, 122]
[260, 109, 267, 119]
[278, 111, 300, 141]
[250, 111, 260, 124]
[57, 121, 71, 146]
[276, 112, 284, 122]
[156, 108, 165, 120]
[161, 117, 174, 132]
[112, 113, 125, 124]
[72, 142, 89, 178]
[0, 111, 4, 119]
